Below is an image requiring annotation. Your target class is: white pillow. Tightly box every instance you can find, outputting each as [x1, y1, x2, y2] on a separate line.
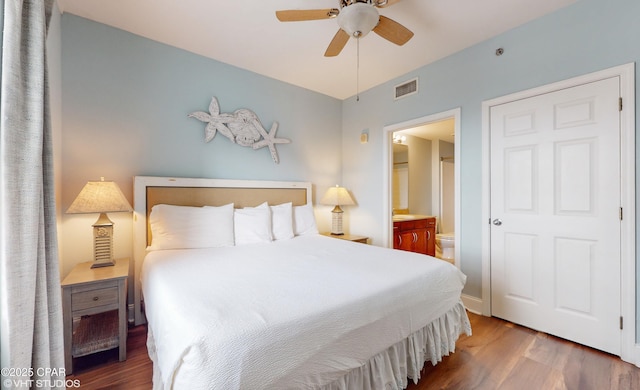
[234, 202, 273, 245]
[270, 202, 294, 241]
[293, 204, 318, 236]
[149, 203, 234, 250]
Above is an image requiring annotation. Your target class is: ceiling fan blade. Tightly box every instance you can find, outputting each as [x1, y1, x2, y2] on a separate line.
[373, 15, 414, 46]
[374, 0, 404, 8]
[276, 9, 337, 22]
[324, 29, 350, 57]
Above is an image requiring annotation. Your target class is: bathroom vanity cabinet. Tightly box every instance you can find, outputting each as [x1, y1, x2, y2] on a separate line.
[393, 216, 436, 256]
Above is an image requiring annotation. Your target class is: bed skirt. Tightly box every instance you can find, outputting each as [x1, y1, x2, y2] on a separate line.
[320, 301, 471, 390]
[147, 301, 471, 390]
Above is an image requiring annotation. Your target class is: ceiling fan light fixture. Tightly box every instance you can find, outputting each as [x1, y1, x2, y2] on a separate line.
[337, 3, 379, 38]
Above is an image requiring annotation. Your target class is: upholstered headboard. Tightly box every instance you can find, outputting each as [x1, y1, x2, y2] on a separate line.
[132, 176, 313, 325]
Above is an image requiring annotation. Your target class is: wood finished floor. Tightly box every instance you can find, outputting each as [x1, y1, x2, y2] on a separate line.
[68, 312, 639, 389]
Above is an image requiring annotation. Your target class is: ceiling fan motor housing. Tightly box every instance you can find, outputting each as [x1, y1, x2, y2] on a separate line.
[337, 2, 380, 37]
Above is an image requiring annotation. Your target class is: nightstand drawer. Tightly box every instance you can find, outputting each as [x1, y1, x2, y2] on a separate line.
[72, 287, 118, 311]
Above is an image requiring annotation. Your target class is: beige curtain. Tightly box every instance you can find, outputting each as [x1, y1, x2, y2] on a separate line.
[1, 1, 65, 389]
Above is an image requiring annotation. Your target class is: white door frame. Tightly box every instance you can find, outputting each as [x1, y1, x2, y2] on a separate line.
[481, 63, 637, 365]
[382, 108, 461, 267]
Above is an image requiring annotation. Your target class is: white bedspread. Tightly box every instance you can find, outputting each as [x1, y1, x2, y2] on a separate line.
[141, 234, 469, 389]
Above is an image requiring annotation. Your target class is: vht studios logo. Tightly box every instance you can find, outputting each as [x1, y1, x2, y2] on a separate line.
[3, 378, 81, 388]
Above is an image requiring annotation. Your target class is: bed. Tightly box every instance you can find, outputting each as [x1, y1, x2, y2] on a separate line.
[132, 176, 471, 389]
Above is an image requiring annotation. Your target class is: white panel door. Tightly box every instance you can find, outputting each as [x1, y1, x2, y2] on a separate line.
[490, 77, 621, 355]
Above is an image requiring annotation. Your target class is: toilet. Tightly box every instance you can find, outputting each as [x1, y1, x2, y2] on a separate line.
[435, 233, 455, 263]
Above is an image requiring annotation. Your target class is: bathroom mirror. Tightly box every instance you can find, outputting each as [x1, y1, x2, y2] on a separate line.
[392, 143, 408, 213]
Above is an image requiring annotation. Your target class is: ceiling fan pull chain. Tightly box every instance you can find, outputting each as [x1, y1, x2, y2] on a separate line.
[356, 37, 360, 102]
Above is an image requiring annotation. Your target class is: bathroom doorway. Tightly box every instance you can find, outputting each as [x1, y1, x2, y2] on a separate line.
[382, 108, 461, 267]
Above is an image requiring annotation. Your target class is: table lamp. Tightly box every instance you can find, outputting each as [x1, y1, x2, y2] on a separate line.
[320, 185, 355, 236]
[66, 178, 132, 268]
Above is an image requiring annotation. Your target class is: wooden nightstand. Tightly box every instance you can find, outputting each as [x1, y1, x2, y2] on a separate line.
[61, 258, 129, 374]
[322, 233, 369, 244]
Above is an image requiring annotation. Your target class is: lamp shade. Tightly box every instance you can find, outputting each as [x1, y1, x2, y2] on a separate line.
[67, 180, 132, 214]
[320, 185, 355, 206]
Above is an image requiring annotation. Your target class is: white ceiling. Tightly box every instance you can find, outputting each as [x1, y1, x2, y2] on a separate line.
[57, 0, 577, 100]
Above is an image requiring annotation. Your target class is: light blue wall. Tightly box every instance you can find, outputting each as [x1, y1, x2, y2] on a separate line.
[61, 14, 343, 207]
[341, 0, 639, 330]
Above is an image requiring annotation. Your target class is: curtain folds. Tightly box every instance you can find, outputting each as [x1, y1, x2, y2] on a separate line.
[1, 1, 65, 389]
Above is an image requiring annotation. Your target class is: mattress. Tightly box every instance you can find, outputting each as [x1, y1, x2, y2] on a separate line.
[141, 234, 470, 389]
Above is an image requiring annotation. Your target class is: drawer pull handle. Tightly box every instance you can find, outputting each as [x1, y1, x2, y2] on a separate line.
[93, 297, 99, 301]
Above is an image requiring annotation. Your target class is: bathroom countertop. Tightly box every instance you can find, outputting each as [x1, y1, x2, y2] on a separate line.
[392, 214, 435, 222]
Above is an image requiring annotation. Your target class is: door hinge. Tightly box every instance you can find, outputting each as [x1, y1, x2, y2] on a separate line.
[619, 97, 623, 111]
[620, 316, 623, 330]
[619, 207, 623, 221]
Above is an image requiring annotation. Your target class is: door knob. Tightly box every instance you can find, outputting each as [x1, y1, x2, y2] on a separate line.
[492, 218, 502, 226]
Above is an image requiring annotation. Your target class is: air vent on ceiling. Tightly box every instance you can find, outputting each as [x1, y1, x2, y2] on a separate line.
[394, 77, 418, 100]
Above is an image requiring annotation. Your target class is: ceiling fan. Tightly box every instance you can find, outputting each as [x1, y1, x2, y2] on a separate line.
[276, 0, 414, 57]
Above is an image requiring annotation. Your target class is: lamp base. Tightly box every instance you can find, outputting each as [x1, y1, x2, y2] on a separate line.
[330, 208, 345, 235]
[91, 258, 116, 268]
[92, 212, 115, 268]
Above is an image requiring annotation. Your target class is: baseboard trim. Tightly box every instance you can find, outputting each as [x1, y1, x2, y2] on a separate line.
[462, 294, 483, 315]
